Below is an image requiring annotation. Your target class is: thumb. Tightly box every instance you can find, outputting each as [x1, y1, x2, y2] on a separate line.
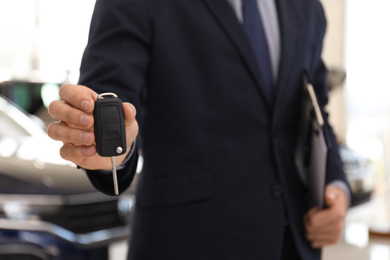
[325, 186, 337, 208]
[122, 102, 139, 149]
[123, 102, 136, 123]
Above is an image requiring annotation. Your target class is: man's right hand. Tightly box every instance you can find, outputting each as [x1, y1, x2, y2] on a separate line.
[46, 84, 139, 170]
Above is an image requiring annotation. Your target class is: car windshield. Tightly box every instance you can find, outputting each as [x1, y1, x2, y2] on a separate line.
[0, 109, 30, 137]
[0, 96, 46, 138]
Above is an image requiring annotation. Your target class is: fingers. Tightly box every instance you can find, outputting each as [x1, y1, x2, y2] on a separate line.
[305, 207, 334, 230]
[59, 84, 98, 113]
[305, 187, 348, 229]
[48, 101, 94, 129]
[305, 214, 344, 248]
[60, 143, 95, 165]
[47, 121, 94, 146]
[60, 143, 112, 170]
[307, 231, 344, 248]
[304, 186, 348, 248]
[48, 84, 97, 129]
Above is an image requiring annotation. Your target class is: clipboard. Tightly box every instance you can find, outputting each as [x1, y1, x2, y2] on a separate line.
[295, 76, 331, 208]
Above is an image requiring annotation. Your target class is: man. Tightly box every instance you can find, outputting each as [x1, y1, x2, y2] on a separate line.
[47, 0, 350, 259]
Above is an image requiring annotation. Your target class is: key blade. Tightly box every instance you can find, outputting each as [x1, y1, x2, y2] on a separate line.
[112, 156, 119, 195]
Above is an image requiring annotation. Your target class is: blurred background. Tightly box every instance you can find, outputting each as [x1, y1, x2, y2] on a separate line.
[0, 0, 390, 259]
[0, 2, 134, 259]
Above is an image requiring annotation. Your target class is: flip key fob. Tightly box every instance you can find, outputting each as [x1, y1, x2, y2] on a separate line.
[94, 93, 127, 157]
[93, 93, 127, 195]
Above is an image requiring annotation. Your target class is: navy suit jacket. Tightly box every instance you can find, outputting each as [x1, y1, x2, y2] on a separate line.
[79, 0, 349, 259]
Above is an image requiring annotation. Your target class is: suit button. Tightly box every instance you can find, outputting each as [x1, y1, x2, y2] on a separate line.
[272, 184, 282, 198]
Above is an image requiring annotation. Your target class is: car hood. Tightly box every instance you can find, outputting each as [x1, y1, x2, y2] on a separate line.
[0, 135, 97, 195]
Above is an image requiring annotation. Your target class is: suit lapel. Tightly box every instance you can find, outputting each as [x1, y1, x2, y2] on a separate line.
[274, 0, 298, 105]
[272, 0, 299, 130]
[202, 0, 272, 108]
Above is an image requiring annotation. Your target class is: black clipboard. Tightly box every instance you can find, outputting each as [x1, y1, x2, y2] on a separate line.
[295, 76, 331, 208]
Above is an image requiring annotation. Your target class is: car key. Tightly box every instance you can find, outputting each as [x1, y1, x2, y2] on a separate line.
[93, 93, 127, 195]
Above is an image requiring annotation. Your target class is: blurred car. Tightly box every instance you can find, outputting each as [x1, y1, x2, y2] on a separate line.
[0, 94, 137, 260]
[339, 144, 376, 207]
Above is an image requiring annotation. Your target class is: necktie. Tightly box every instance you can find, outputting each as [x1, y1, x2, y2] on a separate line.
[242, 0, 273, 102]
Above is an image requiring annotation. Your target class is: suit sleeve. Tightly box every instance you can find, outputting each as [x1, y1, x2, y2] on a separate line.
[78, 0, 151, 195]
[79, 0, 151, 105]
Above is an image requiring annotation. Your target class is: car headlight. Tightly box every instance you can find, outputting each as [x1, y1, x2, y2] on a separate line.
[2, 201, 32, 220]
[0, 195, 62, 220]
[117, 195, 135, 224]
